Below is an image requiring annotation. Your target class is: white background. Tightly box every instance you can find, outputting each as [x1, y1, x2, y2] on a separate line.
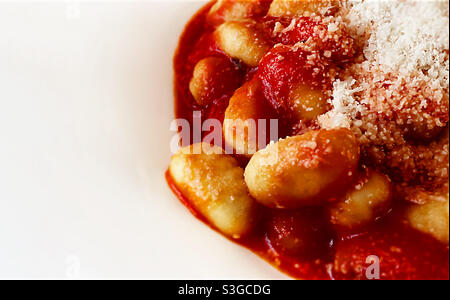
[0, 0, 286, 279]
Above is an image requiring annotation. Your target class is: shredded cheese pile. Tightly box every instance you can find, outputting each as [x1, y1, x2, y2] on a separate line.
[318, 0, 450, 190]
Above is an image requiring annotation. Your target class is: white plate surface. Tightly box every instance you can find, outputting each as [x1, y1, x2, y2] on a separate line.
[0, 0, 287, 279]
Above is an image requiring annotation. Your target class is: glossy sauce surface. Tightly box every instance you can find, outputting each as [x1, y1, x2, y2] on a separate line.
[170, 2, 449, 280]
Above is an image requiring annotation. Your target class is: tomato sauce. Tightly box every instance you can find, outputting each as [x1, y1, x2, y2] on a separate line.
[169, 1, 449, 280]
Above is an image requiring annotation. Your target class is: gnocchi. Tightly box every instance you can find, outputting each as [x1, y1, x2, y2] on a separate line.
[223, 77, 273, 156]
[215, 21, 271, 67]
[407, 193, 449, 244]
[244, 129, 360, 209]
[189, 57, 241, 106]
[330, 169, 392, 229]
[170, 1, 450, 279]
[207, 0, 269, 26]
[268, 0, 337, 17]
[288, 83, 329, 122]
[169, 143, 257, 238]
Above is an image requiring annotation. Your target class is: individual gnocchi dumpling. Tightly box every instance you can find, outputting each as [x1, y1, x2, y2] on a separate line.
[215, 21, 271, 67]
[330, 169, 392, 229]
[244, 129, 360, 209]
[223, 77, 274, 157]
[288, 83, 329, 122]
[407, 193, 449, 244]
[189, 56, 241, 106]
[169, 143, 257, 238]
[207, 0, 269, 26]
[268, 0, 337, 17]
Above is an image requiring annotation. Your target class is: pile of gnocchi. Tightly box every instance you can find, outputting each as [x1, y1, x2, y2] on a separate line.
[169, 0, 449, 279]
[170, 131, 393, 238]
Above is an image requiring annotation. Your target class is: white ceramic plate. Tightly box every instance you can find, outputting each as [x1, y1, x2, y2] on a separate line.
[0, 0, 286, 279]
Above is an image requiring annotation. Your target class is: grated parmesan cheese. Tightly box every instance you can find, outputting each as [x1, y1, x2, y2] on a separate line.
[318, 0, 450, 189]
[340, 0, 449, 89]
